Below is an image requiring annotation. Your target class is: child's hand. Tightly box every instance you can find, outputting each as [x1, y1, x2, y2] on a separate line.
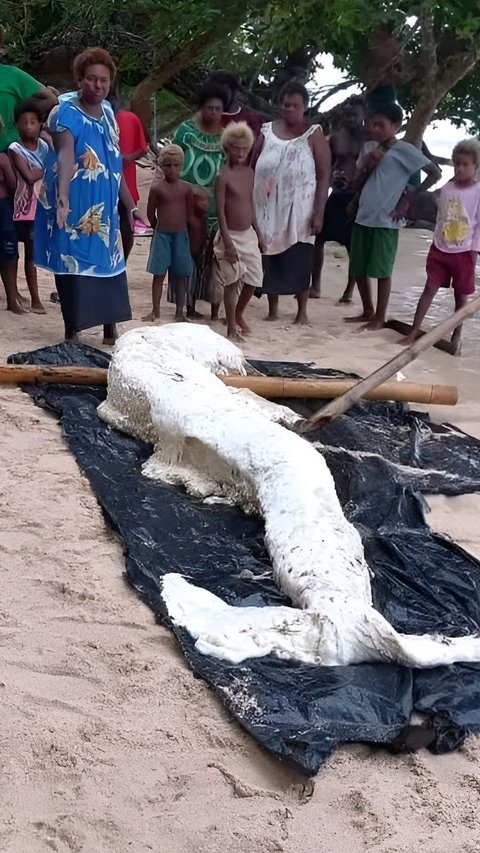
[225, 241, 238, 264]
[366, 147, 385, 168]
[332, 169, 347, 189]
[391, 189, 414, 222]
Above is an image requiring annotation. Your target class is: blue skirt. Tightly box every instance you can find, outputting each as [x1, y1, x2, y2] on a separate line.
[262, 242, 314, 295]
[55, 272, 131, 333]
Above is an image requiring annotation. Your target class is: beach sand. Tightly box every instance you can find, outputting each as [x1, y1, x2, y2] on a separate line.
[2, 173, 480, 852]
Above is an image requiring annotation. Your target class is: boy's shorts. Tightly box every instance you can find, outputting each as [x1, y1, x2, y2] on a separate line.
[210, 226, 262, 303]
[0, 197, 19, 263]
[349, 223, 399, 278]
[146, 229, 193, 277]
[426, 244, 477, 296]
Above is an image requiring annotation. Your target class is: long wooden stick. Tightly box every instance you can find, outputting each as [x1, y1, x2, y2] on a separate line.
[0, 365, 109, 386]
[301, 293, 480, 432]
[0, 363, 457, 406]
[222, 375, 457, 405]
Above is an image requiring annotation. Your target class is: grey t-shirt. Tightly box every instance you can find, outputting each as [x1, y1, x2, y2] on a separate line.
[356, 140, 430, 229]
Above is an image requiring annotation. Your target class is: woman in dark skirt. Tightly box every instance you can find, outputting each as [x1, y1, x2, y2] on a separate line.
[35, 47, 133, 344]
[253, 82, 330, 324]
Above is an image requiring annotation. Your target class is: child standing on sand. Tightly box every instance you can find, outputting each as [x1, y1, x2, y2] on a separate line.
[143, 144, 194, 322]
[212, 122, 262, 340]
[9, 99, 49, 313]
[348, 103, 440, 329]
[402, 140, 480, 350]
[0, 146, 23, 313]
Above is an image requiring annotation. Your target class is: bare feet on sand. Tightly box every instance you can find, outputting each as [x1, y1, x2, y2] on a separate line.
[8, 299, 30, 315]
[344, 312, 374, 323]
[236, 317, 251, 335]
[31, 302, 46, 315]
[264, 313, 278, 321]
[293, 315, 310, 325]
[337, 294, 353, 304]
[142, 311, 160, 322]
[400, 332, 421, 346]
[186, 308, 204, 319]
[174, 314, 189, 323]
[308, 289, 320, 299]
[361, 318, 386, 331]
[227, 331, 245, 342]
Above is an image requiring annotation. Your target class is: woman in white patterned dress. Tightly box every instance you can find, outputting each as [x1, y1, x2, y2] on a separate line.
[253, 82, 330, 324]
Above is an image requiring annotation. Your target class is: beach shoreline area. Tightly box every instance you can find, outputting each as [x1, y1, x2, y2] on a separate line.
[2, 174, 480, 852]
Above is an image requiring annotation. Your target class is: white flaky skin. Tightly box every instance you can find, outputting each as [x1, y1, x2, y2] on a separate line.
[98, 325, 480, 667]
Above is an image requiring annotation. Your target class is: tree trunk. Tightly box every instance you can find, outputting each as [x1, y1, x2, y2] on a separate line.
[404, 55, 478, 146]
[131, 25, 229, 132]
[131, 5, 259, 133]
[131, 29, 229, 132]
[403, 90, 442, 146]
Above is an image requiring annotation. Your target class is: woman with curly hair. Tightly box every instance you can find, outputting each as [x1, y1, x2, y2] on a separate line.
[35, 47, 133, 344]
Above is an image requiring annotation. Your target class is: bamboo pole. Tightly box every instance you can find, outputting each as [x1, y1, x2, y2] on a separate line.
[0, 364, 109, 386]
[222, 375, 458, 405]
[301, 293, 480, 432]
[0, 363, 458, 406]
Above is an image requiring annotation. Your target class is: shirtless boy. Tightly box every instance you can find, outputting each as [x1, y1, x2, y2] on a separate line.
[310, 100, 365, 302]
[143, 144, 194, 322]
[213, 121, 262, 340]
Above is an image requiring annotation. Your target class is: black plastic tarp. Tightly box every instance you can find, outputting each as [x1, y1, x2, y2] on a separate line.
[8, 342, 480, 774]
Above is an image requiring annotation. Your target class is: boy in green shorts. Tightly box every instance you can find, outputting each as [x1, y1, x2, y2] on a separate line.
[348, 103, 441, 330]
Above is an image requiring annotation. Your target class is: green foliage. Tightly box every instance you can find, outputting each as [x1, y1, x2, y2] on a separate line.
[2, 0, 258, 84]
[1, 0, 480, 133]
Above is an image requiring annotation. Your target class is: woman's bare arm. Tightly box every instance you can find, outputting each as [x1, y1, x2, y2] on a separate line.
[249, 132, 264, 170]
[310, 128, 331, 234]
[119, 176, 135, 231]
[54, 130, 75, 228]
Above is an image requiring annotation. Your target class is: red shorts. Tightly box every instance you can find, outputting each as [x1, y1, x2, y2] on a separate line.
[426, 244, 477, 296]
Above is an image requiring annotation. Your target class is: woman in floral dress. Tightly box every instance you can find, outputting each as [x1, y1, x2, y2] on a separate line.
[35, 47, 133, 344]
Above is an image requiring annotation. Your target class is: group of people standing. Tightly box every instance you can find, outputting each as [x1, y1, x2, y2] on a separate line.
[143, 72, 331, 332]
[0, 47, 137, 343]
[2, 48, 480, 350]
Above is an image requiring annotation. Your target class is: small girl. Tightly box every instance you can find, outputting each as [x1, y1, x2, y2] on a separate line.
[0, 146, 24, 313]
[8, 98, 49, 313]
[402, 139, 480, 351]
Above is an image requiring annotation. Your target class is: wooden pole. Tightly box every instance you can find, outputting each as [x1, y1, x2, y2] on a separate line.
[0, 364, 109, 386]
[222, 375, 458, 405]
[301, 293, 480, 433]
[0, 364, 457, 406]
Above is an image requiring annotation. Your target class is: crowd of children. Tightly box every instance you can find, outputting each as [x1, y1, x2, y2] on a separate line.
[2, 80, 480, 348]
